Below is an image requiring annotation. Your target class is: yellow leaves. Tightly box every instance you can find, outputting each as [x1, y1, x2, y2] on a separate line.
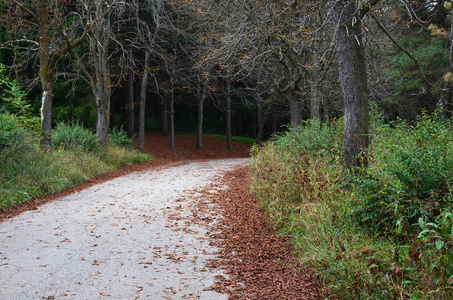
[444, 72, 453, 85]
[444, 1, 452, 10]
[428, 24, 447, 37]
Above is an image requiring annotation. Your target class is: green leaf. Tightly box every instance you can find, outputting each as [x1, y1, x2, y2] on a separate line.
[436, 240, 445, 250]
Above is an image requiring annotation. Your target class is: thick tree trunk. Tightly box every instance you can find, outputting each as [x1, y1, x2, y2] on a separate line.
[333, 1, 370, 169]
[95, 63, 111, 148]
[91, 23, 112, 148]
[96, 92, 110, 148]
[289, 89, 303, 127]
[310, 63, 320, 120]
[39, 77, 54, 147]
[126, 67, 135, 137]
[138, 51, 150, 153]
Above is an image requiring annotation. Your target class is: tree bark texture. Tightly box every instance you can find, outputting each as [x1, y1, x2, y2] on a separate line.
[333, 0, 370, 169]
[92, 14, 112, 148]
[289, 89, 304, 128]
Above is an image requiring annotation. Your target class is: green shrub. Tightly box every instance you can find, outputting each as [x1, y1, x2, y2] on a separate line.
[354, 114, 453, 238]
[52, 122, 100, 153]
[0, 113, 37, 167]
[109, 126, 132, 148]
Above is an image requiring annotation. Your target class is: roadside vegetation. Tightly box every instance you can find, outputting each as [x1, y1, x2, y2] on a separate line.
[0, 71, 150, 210]
[250, 115, 453, 299]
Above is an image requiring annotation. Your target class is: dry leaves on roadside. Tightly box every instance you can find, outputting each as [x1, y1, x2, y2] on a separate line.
[191, 166, 323, 300]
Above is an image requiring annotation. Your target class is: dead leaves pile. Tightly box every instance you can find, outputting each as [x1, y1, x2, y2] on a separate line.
[191, 166, 322, 300]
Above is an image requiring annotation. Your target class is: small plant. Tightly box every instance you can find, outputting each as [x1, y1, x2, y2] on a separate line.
[109, 126, 132, 148]
[52, 122, 100, 153]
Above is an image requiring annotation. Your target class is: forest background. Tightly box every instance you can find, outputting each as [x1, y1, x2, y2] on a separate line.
[1, 0, 453, 299]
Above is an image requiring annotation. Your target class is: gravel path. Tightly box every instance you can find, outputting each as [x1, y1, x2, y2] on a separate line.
[0, 158, 249, 300]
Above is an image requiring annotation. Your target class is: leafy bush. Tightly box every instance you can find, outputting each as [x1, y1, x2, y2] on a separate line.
[0, 113, 36, 167]
[109, 126, 132, 148]
[52, 122, 100, 153]
[354, 114, 453, 237]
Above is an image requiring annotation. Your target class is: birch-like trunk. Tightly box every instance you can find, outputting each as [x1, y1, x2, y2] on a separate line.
[39, 66, 55, 147]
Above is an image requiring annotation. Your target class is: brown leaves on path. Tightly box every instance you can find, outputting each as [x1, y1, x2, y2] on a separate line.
[193, 166, 322, 300]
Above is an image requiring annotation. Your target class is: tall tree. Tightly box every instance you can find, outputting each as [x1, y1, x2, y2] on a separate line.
[331, 0, 380, 169]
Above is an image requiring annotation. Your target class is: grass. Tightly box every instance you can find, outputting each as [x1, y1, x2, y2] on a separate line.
[0, 118, 150, 209]
[250, 117, 453, 299]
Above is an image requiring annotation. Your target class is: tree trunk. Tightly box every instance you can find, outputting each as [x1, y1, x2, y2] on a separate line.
[310, 63, 320, 120]
[170, 86, 175, 150]
[126, 67, 135, 137]
[333, 1, 370, 169]
[289, 89, 303, 127]
[91, 20, 112, 148]
[37, 4, 54, 147]
[256, 99, 264, 143]
[226, 78, 232, 151]
[197, 79, 207, 150]
[161, 97, 169, 135]
[39, 74, 54, 147]
[95, 58, 111, 148]
[138, 51, 150, 153]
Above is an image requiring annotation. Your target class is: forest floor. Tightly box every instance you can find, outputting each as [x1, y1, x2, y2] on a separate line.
[0, 134, 322, 299]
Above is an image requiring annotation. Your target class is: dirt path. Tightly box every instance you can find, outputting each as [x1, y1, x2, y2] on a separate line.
[0, 159, 249, 299]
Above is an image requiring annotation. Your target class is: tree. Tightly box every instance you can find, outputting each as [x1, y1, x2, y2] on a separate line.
[3, 0, 95, 146]
[332, 0, 380, 169]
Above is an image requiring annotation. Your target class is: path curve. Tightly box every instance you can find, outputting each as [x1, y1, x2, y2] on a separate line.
[0, 158, 249, 300]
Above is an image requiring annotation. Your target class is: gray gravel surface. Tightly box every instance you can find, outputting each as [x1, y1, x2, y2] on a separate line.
[0, 158, 250, 300]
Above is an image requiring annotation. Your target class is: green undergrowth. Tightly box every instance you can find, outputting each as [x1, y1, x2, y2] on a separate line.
[250, 116, 453, 299]
[0, 116, 150, 209]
